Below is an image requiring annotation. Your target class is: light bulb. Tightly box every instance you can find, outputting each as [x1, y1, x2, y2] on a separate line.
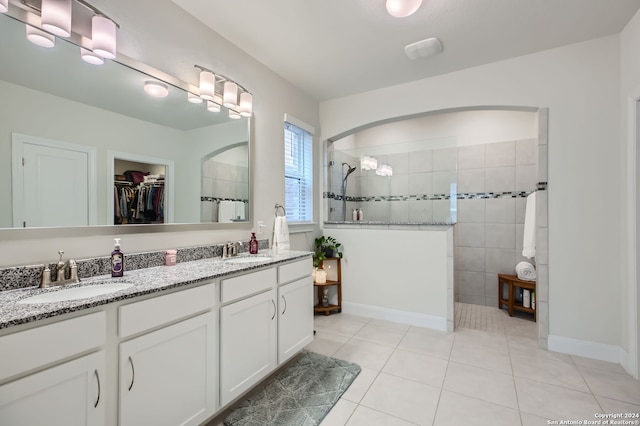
[386, 0, 422, 17]
[199, 70, 215, 100]
[239, 92, 253, 117]
[223, 81, 238, 109]
[41, 0, 71, 37]
[92, 15, 117, 59]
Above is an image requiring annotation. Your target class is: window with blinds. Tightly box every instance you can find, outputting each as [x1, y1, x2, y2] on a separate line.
[284, 120, 313, 222]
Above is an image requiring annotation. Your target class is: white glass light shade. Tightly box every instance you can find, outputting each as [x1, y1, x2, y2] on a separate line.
[386, 0, 422, 17]
[239, 92, 253, 117]
[207, 100, 221, 113]
[360, 156, 378, 171]
[26, 26, 55, 48]
[144, 81, 169, 98]
[223, 81, 238, 108]
[81, 48, 104, 65]
[41, 0, 71, 37]
[228, 109, 241, 119]
[187, 92, 203, 104]
[92, 15, 117, 59]
[0, 0, 8, 14]
[199, 71, 215, 100]
[376, 164, 393, 176]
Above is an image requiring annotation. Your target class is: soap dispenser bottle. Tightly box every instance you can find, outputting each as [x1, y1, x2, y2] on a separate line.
[249, 232, 259, 254]
[111, 238, 124, 277]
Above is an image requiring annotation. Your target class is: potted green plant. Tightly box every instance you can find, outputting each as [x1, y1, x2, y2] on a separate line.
[313, 236, 343, 267]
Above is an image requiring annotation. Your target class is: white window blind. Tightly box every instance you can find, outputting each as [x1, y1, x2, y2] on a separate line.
[284, 120, 313, 222]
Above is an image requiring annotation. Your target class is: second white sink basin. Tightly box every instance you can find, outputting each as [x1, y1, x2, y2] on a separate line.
[225, 256, 273, 264]
[18, 283, 133, 304]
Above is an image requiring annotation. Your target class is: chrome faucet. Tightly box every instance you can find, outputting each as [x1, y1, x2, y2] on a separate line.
[40, 250, 80, 288]
[221, 241, 244, 258]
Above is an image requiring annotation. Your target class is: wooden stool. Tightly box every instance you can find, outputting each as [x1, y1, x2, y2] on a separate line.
[498, 274, 536, 321]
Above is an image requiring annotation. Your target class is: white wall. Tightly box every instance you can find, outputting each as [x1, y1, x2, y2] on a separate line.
[0, 0, 319, 266]
[321, 36, 623, 349]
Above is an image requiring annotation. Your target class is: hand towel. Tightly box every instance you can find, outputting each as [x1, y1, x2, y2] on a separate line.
[272, 216, 290, 251]
[516, 261, 537, 281]
[522, 192, 536, 259]
[217, 200, 235, 223]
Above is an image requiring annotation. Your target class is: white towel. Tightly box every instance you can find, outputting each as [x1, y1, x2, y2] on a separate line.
[516, 261, 537, 281]
[272, 216, 290, 251]
[234, 201, 246, 220]
[217, 200, 235, 223]
[522, 192, 536, 259]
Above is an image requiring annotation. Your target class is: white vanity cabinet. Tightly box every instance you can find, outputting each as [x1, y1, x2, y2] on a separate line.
[118, 284, 216, 426]
[277, 258, 314, 363]
[219, 268, 278, 407]
[0, 312, 106, 426]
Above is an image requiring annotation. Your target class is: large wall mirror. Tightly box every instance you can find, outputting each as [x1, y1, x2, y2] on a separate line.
[0, 12, 251, 235]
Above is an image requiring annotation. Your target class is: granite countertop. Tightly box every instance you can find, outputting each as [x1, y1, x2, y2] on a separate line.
[0, 250, 312, 330]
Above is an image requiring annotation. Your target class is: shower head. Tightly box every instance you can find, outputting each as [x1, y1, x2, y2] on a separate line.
[342, 162, 357, 177]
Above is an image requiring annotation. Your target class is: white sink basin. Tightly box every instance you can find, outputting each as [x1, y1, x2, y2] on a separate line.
[225, 256, 273, 264]
[18, 283, 133, 304]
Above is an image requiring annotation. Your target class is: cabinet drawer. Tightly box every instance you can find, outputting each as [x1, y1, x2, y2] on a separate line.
[221, 268, 276, 304]
[119, 283, 215, 338]
[278, 258, 312, 285]
[0, 311, 106, 382]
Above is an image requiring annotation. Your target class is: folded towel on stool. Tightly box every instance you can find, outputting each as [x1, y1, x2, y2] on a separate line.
[516, 261, 536, 281]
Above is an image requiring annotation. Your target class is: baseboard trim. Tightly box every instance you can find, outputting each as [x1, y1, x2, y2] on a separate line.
[548, 334, 627, 364]
[342, 302, 448, 332]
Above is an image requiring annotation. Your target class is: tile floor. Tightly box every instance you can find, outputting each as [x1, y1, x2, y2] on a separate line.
[308, 303, 640, 426]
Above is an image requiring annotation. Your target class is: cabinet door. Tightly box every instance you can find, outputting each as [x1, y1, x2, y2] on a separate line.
[119, 311, 216, 426]
[0, 351, 105, 426]
[220, 289, 277, 407]
[278, 277, 314, 363]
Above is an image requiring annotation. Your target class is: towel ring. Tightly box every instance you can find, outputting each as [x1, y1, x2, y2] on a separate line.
[275, 204, 286, 217]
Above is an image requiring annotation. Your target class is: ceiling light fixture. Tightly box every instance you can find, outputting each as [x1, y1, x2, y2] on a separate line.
[198, 70, 216, 100]
[361, 156, 378, 171]
[41, 0, 72, 37]
[239, 92, 253, 117]
[0, 0, 8, 13]
[405, 37, 442, 60]
[194, 65, 253, 117]
[386, 0, 422, 18]
[144, 81, 169, 98]
[26, 25, 55, 48]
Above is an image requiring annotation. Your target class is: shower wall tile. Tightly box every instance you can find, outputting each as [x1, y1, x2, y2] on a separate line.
[456, 247, 486, 272]
[408, 150, 433, 173]
[432, 147, 457, 171]
[516, 164, 536, 191]
[433, 200, 453, 222]
[537, 144, 548, 182]
[389, 174, 409, 196]
[408, 172, 433, 195]
[485, 166, 515, 192]
[515, 224, 524, 250]
[536, 227, 549, 265]
[485, 248, 516, 274]
[388, 152, 409, 174]
[536, 264, 549, 303]
[433, 171, 456, 194]
[458, 294, 486, 305]
[486, 198, 515, 223]
[516, 139, 537, 165]
[515, 198, 527, 224]
[457, 199, 485, 223]
[389, 200, 409, 222]
[485, 141, 515, 167]
[202, 177, 214, 197]
[485, 272, 499, 298]
[455, 223, 486, 247]
[458, 145, 485, 170]
[485, 224, 516, 249]
[456, 271, 486, 296]
[408, 200, 433, 222]
[536, 187, 548, 228]
[457, 169, 485, 193]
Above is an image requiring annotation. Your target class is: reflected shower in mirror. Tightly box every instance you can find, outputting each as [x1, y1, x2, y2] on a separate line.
[0, 12, 251, 230]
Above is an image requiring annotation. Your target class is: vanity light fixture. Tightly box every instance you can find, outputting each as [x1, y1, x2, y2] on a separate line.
[207, 100, 221, 113]
[199, 70, 216, 100]
[91, 15, 117, 59]
[144, 81, 169, 98]
[239, 92, 253, 117]
[360, 156, 378, 171]
[386, 0, 422, 17]
[80, 46, 104, 65]
[187, 92, 203, 104]
[228, 109, 242, 120]
[376, 164, 393, 177]
[0, 0, 8, 14]
[223, 81, 238, 109]
[26, 25, 55, 48]
[41, 0, 72, 37]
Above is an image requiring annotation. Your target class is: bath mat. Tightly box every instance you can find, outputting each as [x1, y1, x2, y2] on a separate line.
[223, 351, 361, 426]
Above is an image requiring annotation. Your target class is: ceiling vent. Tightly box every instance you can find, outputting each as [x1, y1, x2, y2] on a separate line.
[404, 37, 442, 60]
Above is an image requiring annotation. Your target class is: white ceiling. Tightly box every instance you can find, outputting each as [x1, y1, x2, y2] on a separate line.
[172, 0, 640, 101]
